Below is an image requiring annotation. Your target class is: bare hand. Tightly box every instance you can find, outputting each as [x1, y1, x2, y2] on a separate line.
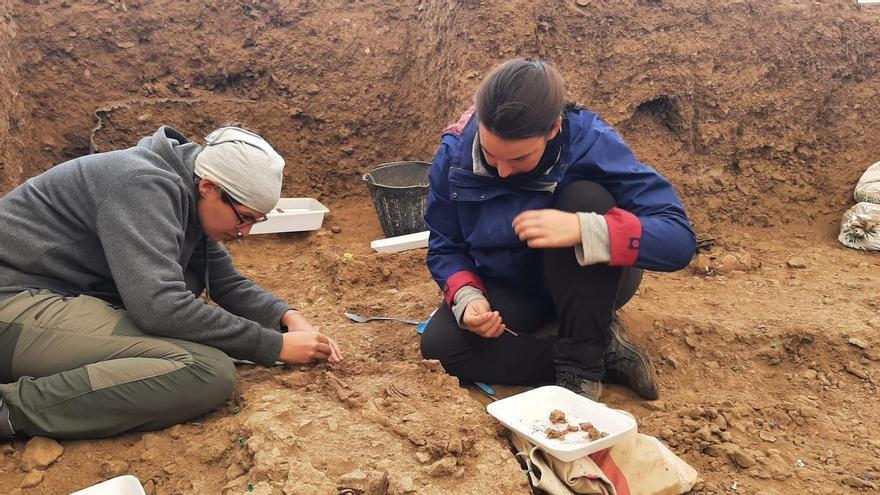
[281, 310, 315, 333]
[462, 298, 507, 338]
[512, 209, 581, 248]
[278, 331, 343, 364]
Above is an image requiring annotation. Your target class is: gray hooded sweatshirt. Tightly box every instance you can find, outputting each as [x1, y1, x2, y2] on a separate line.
[0, 127, 286, 366]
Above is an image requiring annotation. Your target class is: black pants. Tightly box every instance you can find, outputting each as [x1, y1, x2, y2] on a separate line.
[420, 181, 642, 383]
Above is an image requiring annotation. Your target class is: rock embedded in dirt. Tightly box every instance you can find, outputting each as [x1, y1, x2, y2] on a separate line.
[692, 253, 712, 274]
[414, 451, 431, 464]
[446, 438, 463, 456]
[99, 459, 129, 478]
[340, 469, 368, 484]
[226, 463, 246, 481]
[20, 470, 43, 488]
[844, 362, 870, 380]
[426, 455, 457, 477]
[22, 437, 63, 471]
[840, 475, 878, 489]
[847, 337, 868, 349]
[730, 448, 757, 468]
[642, 399, 666, 411]
[168, 424, 182, 439]
[759, 431, 777, 443]
[786, 257, 808, 268]
[142, 433, 162, 450]
[330, 225, 341, 234]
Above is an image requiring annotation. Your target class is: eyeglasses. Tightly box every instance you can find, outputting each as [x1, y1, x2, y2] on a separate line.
[218, 187, 269, 228]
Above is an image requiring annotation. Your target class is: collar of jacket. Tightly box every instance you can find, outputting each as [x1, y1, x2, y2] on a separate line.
[448, 114, 571, 194]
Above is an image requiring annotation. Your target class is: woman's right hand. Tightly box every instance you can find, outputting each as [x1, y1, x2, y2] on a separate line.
[462, 298, 507, 338]
[278, 331, 342, 364]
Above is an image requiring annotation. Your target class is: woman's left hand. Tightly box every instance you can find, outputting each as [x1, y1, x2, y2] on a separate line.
[512, 209, 581, 248]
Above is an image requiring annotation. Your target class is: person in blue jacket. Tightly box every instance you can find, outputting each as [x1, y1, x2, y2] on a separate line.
[420, 58, 696, 401]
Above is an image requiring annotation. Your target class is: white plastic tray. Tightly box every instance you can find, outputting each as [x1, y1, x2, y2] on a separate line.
[370, 230, 429, 253]
[249, 198, 329, 234]
[71, 475, 146, 495]
[486, 385, 637, 462]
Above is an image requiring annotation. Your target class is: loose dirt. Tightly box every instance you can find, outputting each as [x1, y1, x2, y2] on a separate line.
[1, 1, 880, 494]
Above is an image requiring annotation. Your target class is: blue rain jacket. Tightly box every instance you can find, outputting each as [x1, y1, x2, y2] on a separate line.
[425, 107, 696, 302]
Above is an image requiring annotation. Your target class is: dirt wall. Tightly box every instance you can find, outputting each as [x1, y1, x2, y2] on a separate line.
[0, 0, 23, 191]
[5, 0, 880, 232]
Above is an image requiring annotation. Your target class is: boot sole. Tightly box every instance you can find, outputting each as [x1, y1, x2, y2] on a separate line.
[610, 324, 659, 400]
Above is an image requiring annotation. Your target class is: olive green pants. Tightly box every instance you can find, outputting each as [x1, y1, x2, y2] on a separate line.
[0, 290, 237, 439]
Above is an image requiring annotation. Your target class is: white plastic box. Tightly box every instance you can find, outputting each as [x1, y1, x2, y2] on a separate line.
[486, 385, 638, 462]
[249, 198, 329, 235]
[370, 230, 429, 253]
[71, 475, 146, 495]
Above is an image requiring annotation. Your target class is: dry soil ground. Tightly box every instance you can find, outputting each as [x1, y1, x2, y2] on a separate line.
[1, 1, 880, 494]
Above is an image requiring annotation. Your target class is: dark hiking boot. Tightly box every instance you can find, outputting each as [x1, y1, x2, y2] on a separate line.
[604, 319, 659, 400]
[0, 398, 14, 438]
[556, 371, 603, 402]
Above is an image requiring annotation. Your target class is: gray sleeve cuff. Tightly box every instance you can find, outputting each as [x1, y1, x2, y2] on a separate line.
[451, 286, 487, 330]
[574, 212, 612, 266]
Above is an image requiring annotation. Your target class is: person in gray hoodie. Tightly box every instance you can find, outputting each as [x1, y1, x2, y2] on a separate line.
[0, 126, 342, 439]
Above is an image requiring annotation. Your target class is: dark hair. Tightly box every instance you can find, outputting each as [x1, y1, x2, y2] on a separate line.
[475, 58, 566, 140]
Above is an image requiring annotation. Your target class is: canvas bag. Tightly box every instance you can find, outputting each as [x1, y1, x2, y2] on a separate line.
[838, 202, 880, 251]
[511, 431, 699, 495]
[854, 161, 880, 204]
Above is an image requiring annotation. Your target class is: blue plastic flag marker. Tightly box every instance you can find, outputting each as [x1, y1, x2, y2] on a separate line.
[475, 382, 496, 396]
[415, 308, 438, 334]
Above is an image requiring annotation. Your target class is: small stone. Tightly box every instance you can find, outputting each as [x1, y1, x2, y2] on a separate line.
[716, 254, 740, 273]
[226, 463, 246, 481]
[427, 456, 457, 477]
[642, 400, 666, 411]
[848, 337, 868, 350]
[786, 257, 807, 269]
[22, 437, 64, 471]
[168, 424, 183, 439]
[67, 31, 78, 38]
[415, 451, 431, 464]
[143, 479, 155, 495]
[330, 225, 342, 234]
[114, 40, 137, 49]
[731, 448, 757, 468]
[142, 433, 162, 450]
[397, 476, 415, 492]
[20, 470, 44, 488]
[447, 438, 463, 455]
[692, 254, 712, 274]
[840, 475, 877, 489]
[845, 362, 869, 380]
[575, 0, 591, 5]
[340, 470, 368, 483]
[759, 431, 777, 443]
[99, 459, 130, 478]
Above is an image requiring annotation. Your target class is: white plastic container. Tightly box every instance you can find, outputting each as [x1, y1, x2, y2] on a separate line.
[486, 385, 637, 462]
[249, 198, 329, 235]
[370, 230, 429, 253]
[70, 475, 146, 495]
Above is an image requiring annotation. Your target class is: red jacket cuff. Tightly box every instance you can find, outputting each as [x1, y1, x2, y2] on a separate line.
[443, 271, 486, 305]
[604, 207, 642, 266]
